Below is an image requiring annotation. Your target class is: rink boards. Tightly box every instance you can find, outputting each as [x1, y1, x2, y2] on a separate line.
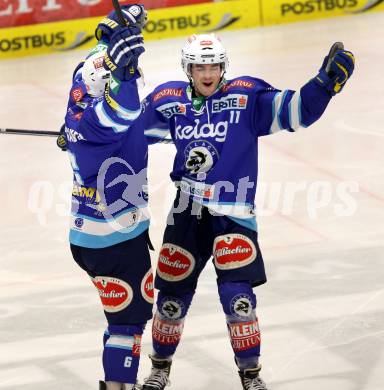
[0, 0, 384, 59]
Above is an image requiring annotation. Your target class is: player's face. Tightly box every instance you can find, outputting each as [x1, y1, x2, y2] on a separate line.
[191, 63, 222, 97]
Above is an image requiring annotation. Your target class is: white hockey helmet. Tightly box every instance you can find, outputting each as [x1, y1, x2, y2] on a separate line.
[181, 34, 229, 77]
[82, 50, 111, 97]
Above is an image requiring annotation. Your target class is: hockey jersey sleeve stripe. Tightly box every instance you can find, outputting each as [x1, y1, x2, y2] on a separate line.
[104, 92, 142, 121]
[279, 91, 290, 129]
[144, 128, 170, 138]
[95, 101, 131, 133]
[270, 91, 286, 134]
[288, 91, 302, 130]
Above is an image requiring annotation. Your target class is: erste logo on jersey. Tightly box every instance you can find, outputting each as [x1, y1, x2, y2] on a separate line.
[212, 94, 248, 113]
[213, 234, 256, 270]
[175, 118, 228, 143]
[157, 244, 195, 282]
[179, 179, 215, 200]
[92, 276, 133, 313]
[184, 140, 218, 176]
[153, 88, 183, 102]
[141, 269, 154, 304]
[157, 102, 187, 119]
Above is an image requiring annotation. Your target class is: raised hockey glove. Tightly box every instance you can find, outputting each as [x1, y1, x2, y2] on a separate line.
[314, 50, 355, 96]
[95, 4, 147, 41]
[103, 26, 144, 81]
[56, 124, 68, 152]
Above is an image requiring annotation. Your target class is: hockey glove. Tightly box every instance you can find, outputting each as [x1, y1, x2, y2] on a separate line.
[103, 26, 144, 81]
[56, 124, 68, 152]
[95, 4, 147, 41]
[314, 50, 355, 96]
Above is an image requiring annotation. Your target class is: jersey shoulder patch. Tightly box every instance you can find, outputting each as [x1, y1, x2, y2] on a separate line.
[151, 81, 189, 103]
[222, 76, 276, 94]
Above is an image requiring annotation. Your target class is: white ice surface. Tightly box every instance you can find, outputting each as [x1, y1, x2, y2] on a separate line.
[0, 11, 383, 390]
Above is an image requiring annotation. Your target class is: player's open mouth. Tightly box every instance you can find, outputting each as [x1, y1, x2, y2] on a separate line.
[203, 82, 213, 87]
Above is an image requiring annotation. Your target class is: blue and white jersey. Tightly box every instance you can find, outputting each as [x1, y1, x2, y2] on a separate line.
[140, 76, 331, 231]
[65, 66, 149, 249]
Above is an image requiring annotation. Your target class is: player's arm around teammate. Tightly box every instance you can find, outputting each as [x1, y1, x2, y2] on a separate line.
[134, 35, 355, 390]
[62, 5, 154, 390]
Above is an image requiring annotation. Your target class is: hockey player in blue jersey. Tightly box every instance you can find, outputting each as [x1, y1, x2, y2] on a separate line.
[62, 5, 154, 390]
[137, 34, 355, 390]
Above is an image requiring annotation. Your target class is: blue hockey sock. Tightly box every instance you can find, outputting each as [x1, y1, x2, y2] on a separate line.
[218, 281, 261, 370]
[103, 324, 144, 384]
[152, 291, 194, 359]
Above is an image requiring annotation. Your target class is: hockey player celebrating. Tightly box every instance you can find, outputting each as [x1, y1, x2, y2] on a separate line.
[62, 5, 152, 390]
[136, 34, 355, 390]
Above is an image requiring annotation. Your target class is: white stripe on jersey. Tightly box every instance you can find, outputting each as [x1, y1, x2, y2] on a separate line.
[144, 128, 170, 139]
[95, 101, 136, 133]
[114, 103, 141, 121]
[288, 91, 302, 130]
[203, 202, 254, 219]
[71, 207, 149, 236]
[270, 91, 286, 134]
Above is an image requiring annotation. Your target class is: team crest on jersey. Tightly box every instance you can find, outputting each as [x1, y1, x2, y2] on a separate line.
[160, 297, 184, 320]
[184, 140, 218, 177]
[92, 276, 133, 313]
[191, 96, 205, 115]
[141, 269, 154, 304]
[230, 294, 253, 318]
[212, 94, 248, 113]
[157, 102, 187, 118]
[74, 218, 84, 229]
[213, 234, 256, 270]
[157, 244, 195, 282]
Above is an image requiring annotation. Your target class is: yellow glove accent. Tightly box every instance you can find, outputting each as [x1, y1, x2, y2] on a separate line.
[344, 51, 355, 64]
